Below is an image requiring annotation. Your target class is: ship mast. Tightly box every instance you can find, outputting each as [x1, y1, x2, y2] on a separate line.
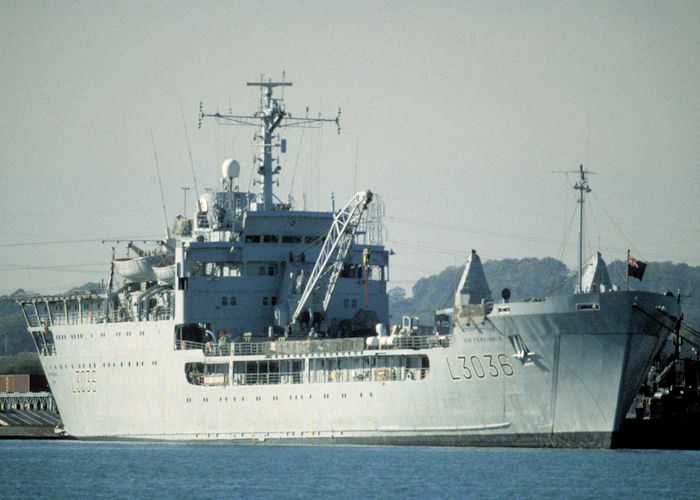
[573, 165, 592, 293]
[199, 76, 341, 211]
[554, 164, 594, 293]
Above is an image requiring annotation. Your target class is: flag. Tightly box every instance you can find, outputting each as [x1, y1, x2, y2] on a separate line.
[627, 256, 647, 281]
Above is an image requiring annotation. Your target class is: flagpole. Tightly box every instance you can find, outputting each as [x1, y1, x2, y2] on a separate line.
[626, 249, 630, 291]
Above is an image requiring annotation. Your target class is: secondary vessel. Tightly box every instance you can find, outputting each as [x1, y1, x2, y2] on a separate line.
[14, 78, 680, 447]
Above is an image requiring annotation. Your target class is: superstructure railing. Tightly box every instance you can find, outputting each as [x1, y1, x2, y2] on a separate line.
[175, 334, 452, 357]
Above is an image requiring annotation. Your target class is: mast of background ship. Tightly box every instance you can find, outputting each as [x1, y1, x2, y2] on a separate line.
[554, 164, 593, 293]
[199, 77, 341, 210]
[573, 165, 592, 293]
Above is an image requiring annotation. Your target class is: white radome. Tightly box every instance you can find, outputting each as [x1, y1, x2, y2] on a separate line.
[222, 158, 240, 179]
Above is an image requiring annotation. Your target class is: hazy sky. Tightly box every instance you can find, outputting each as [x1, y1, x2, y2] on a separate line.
[1, 1, 698, 295]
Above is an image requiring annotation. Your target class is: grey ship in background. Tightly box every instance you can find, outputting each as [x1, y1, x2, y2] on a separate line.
[14, 78, 681, 447]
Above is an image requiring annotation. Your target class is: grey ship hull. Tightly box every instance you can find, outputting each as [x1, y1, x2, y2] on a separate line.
[36, 290, 676, 448]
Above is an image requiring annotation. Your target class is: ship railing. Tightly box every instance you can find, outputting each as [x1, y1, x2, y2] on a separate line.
[176, 335, 449, 357]
[232, 371, 303, 385]
[270, 338, 366, 355]
[231, 342, 269, 356]
[390, 334, 451, 350]
[95, 307, 173, 324]
[177, 340, 207, 351]
[373, 367, 429, 382]
[104, 309, 135, 323]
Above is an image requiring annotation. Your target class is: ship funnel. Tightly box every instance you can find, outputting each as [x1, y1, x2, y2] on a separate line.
[580, 251, 612, 293]
[455, 249, 492, 306]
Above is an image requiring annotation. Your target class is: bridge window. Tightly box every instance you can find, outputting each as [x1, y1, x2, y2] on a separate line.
[247, 262, 278, 276]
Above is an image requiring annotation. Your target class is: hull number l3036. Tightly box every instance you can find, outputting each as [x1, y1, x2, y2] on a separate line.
[446, 354, 514, 380]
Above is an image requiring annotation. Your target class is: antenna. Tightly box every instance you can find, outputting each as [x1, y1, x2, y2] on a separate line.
[353, 139, 359, 194]
[180, 100, 200, 201]
[553, 165, 594, 293]
[150, 129, 170, 239]
[200, 75, 341, 211]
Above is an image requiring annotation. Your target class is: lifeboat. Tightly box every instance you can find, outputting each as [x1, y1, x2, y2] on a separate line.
[152, 263, 176, 285]
[113, 255, 161, 282]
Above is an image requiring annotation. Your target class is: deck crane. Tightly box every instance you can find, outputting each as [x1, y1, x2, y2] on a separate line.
[292, 190, 373, 324]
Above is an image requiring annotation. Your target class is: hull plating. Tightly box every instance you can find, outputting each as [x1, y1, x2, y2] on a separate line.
[38, 291, 676, 448]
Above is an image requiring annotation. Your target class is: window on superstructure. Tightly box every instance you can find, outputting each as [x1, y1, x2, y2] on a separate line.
[262, 297, 268, 306]
[340, 264, 363, 279]
[368, 265, 384, 281]
[247, 262, 277, 276]
[271, 296, 277, 306]
[245, 235, 261, 243]
[282, 235, 301, 244]
[221, 297, 228, 306]
[230, 297, 236, 306]
[221, 262, 242, 277]
[263, 234, 278, 243]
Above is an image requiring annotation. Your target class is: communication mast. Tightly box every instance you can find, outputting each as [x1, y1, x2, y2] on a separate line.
[199, 77, 341, 211]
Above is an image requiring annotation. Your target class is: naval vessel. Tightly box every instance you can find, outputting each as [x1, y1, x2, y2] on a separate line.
[14, 78, 680, 447]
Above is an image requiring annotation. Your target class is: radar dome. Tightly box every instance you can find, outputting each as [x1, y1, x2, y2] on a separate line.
[222, 159, 240, 179]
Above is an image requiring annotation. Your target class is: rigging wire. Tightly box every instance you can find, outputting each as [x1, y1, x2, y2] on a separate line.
[0, 235, 162, 248]
[317, 119, 323, 210]
[590, 190, 638, 255]
[5, 207, 162, 219]
[288, 125, 306, 201]
[150, 129, 170, 237]
[0, 262, 105, 272]
[179, 99, 200, 201]
[385, 216, 563, 245]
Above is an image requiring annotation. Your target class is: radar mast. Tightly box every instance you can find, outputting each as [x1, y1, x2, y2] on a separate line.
[199, 76, 341, 210]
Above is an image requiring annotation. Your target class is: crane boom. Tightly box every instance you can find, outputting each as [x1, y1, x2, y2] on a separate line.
[292, 190, 373, 323]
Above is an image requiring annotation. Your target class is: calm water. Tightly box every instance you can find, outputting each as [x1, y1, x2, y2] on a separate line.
[1, 440, 698, 499]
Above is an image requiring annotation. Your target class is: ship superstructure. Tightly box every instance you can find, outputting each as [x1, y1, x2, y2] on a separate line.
[14, 79, 680, 447]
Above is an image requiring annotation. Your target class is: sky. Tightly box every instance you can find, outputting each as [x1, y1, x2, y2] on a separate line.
[1, 1, 698, 296]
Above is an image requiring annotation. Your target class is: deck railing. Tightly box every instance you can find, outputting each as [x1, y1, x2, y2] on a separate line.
[175, 334, 451, 357]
